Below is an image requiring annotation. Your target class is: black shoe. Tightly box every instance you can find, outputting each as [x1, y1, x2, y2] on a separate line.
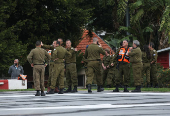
[46, 89, 54, 94]
[64, 86, 72, 93]
[71, 86, 78, 93]
[113, 85, 119, 92]
[35, 90, 40, 96]
[87, 84, 92, 93]
[58, 88, 64, 94]
[41, 91, 45, 96]
[97, 86, 103, 92]
[131, 86, 141, 92]
[123, 85, 129, 92]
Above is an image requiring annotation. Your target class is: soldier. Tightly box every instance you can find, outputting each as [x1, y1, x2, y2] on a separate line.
[149, 42, 158, 88]
[108, 48, 119, 90]
[84, 37, 106, 93]
[128, 40, 143, 92]
[112, 40, 131, 92]
[27, 41, 51, 96]
[41, 40, 59, 93]
[64, 39, 78, 93]
[43, 41, 71, 94]
[142, 45, 151, 87]
[102, 48, 112, 88]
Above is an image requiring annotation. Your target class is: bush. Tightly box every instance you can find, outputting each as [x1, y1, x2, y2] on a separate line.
[157, 64, 170, 88]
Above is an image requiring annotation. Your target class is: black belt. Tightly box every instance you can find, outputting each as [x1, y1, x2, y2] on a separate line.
[34, 64, 44, 65]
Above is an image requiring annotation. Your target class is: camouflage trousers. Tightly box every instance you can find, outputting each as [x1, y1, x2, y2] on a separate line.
[33, 65, 45, 91]
[107, 66, 119, 86]
[47, 62, 59, 87]
[102, 68, 113, 86]
[66, 63, 78, 86]
[50, 63, 65, 89]
[115, 63, 130, 86]
[150, 63, 158, 86]
[132, 62, 143, 86]
[142, 63, 150, 84]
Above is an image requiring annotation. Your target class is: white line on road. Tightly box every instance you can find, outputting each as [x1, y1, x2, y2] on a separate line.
[1, 103, 170, 111]
[106, 93, 170, 95]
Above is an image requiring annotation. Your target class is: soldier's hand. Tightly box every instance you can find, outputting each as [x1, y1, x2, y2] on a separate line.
[44, 64, 47, 67]
[31, 63, 34, 67]
[75, 48, 78, 51]
[41, 42, 43, 46]
[107, 65, 110, 68]
[103, 66, 106, 70]
[111, 63, 114, 66]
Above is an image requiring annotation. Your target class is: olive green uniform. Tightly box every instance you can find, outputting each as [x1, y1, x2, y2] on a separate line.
[113, 48, 130, 86]
[65, 47, 78, 87]
[150, 49, 158, 86]
[129, 47, 143, 86]
[42, 45, 59, 88]
[102, 55, 112, 86]
[107, 54, 119, 86]
[27, 47, 51, 91]
[142, 52, 151, 84]
[84, 43, 105, 86]
[50, 46, 71, 89]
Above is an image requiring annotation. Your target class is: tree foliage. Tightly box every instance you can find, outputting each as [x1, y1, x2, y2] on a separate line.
[0, 0, 93, 76]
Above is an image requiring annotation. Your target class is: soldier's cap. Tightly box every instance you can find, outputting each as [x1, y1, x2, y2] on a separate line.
[105, 48, 110, 54]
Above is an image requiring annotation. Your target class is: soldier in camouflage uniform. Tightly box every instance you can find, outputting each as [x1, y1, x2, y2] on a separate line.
[102, 48, 112, 88]
[142, 45, 151, 87]
[43, 41, 71, 94]
[149, 42, 158, 88]
[84, 37, 106, 93]
[129, 40, 143, 92]
[64, 40, 78, 93]
[27, 41, 51, 96]
[41, 40, 59, 93]
[107, 48, 119, 91]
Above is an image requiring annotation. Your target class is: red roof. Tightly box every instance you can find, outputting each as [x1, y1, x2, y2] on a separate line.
[76, 30, 112, 59]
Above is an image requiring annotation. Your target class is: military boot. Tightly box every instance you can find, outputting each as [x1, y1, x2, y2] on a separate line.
[71, 86, 78, 93]
[87, 84, 92, 93]
[123, 85, 129, 92]
[54, 87, 59, 93]
[113, 85, 119, 92]
[97, 86, 103, 92]
[64, 86, 72, 93]
[35, 90, 40, 96]
[41, 91, 45, 96]
[101, 85, 104, 91]
[58, 88, 64, 94]
[47, 87, 50, 92]
[131, 86, 141, 92]
[46, 89, 54, 94]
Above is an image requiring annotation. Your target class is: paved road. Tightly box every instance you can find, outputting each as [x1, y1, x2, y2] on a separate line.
[0, 90, 170, 116]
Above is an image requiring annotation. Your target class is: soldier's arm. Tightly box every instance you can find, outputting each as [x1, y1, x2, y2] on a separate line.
[44, 50, 51, 64]
[42, 44, 54, 50]
[66, 51, 72, 58]
[99, 47, 106, 55]
[84, 49, 88, 59]
[128, 49, 137, 56]
[27, 50, 34, 64]
[151, 50, 158, 63]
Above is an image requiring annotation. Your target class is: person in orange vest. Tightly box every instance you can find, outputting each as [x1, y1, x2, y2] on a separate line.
[111, 40, 132, 92]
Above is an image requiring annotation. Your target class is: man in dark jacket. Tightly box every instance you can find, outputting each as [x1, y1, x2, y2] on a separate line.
[8, 59, 24, 79]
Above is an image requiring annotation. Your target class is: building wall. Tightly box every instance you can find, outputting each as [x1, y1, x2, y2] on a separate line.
[157, 51, 169, 68]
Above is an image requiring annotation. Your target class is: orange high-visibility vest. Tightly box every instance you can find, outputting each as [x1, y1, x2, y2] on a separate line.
[118, 47, 130, 63]
[18, 74, 27, 80]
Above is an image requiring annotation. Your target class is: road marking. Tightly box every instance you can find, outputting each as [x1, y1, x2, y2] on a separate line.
[1, 103, 170, 111]
[105, 93, 170, 95]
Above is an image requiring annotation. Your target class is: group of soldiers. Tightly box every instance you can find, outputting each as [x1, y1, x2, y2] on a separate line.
[27, 37, 158, 96]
